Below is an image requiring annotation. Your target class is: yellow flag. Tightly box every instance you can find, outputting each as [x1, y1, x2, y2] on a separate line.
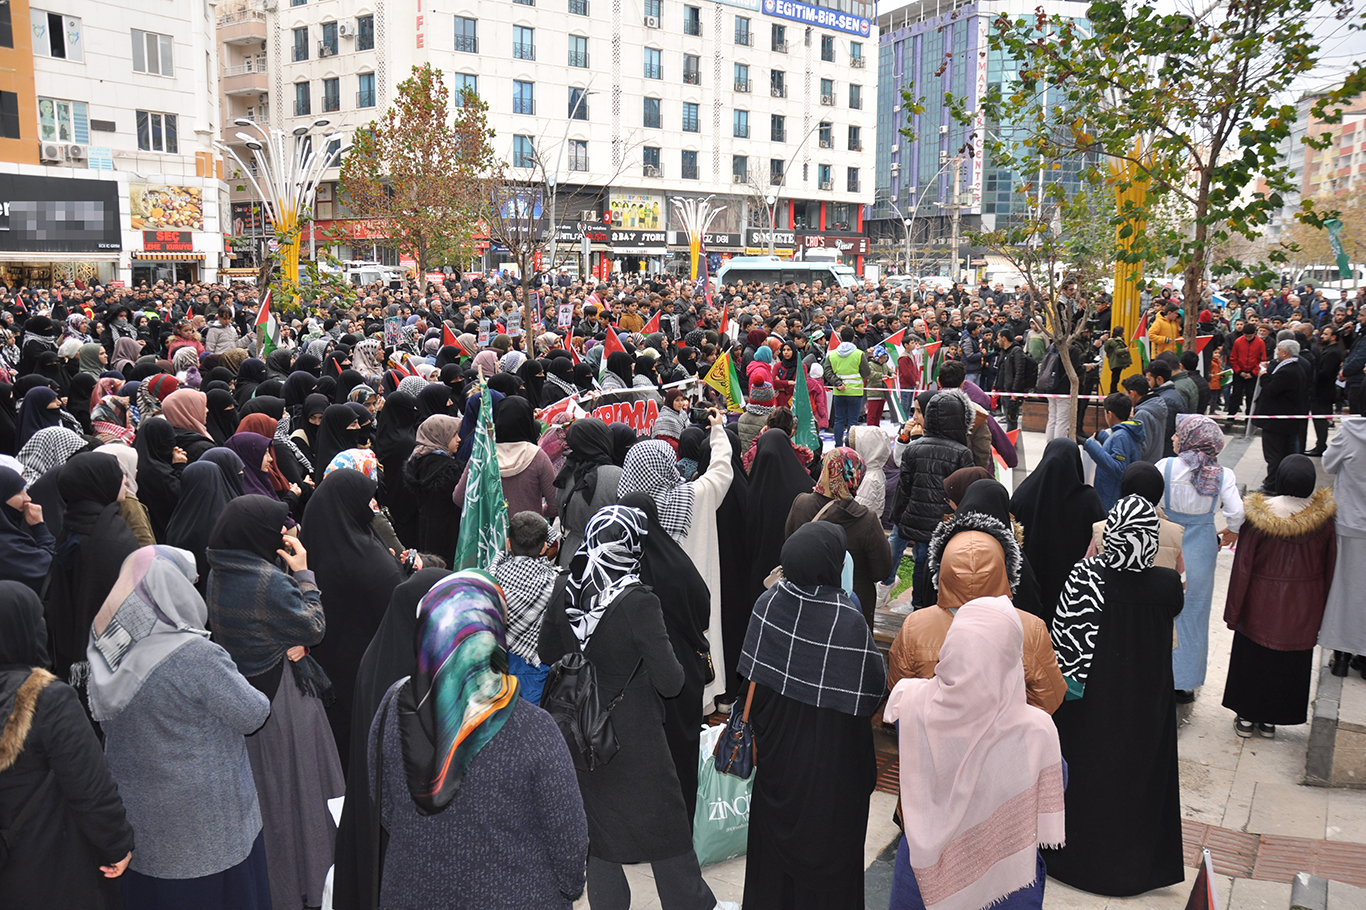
[703, 352, 745, 412]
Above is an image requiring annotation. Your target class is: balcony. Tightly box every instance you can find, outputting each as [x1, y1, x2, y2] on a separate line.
[569, 154, 588, 172]
[514, 43, 536, 60]
[735, 31, 752, 46]
[683, 71, 700, 85]
[847, 179, 860, 192]
[771, 85, 787, 98]
[294, 99, 311, 116]
[217, 6, 266, 45]
[849, 141, 862, 151]
[682, 161, 699, 179]
[454, 35, 478, 53]
[772, 41, 788, 53]
[222, 61, 269, 96]
[819, 138, 833, 148]
[513, 98, 536, 115]
[734, 80, 750, 93]
[569, 0, 589, 14]
[569, 50, 588, 68]
[684, 20, 702, 36]
[734, 125, 749, 138]
[645, 63, 662, 79]
[357, 90, 375, 108]
[644, 164, 663, 177]
[771, 129, 786, 142]
[851, 56, 866, 68]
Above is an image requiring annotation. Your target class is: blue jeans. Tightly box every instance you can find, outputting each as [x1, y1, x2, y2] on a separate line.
[884, 527, 908, 586]
[884, 532, 931, 608]
[831, 394, 863, 447]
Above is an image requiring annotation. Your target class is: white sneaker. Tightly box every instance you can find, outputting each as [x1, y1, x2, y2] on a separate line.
[715, 902, 741, 910]
[875, 581, 892, 610]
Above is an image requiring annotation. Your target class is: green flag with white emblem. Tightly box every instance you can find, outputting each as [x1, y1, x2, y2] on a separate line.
[453, 389, 508, 571]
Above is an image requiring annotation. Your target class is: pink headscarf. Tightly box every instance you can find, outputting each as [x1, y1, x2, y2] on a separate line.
[160, 389, 210, 439]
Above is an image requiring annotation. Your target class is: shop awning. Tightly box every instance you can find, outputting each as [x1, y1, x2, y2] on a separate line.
[132, 252, 206, 261]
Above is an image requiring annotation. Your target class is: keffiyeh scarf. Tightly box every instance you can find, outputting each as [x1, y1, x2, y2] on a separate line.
[488, 550, 563, 666]
[565, 505, 647, 646]
[18, 426, 88, 483]
[618, 440, 694, 541]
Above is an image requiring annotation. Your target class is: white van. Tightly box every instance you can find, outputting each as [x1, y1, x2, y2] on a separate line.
[716, 256, 859, 289]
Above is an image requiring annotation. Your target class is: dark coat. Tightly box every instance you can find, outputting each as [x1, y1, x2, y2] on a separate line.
[892, 394, 975, 543]
[402, 452, 464, 567]
[1255, 356, 1308, 434]
[538, 584, 691, 864]
[994, 344, 1030, 393]
[0, 669, 135, 909]
[784, 493, 893, 625]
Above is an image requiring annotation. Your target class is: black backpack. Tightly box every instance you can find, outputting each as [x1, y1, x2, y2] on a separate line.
[1035, 348, 1062, 394]
[1016, 349, 1039, 392]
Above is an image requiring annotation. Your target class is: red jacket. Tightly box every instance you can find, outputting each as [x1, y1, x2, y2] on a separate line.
[1228, 334, 1266, 374]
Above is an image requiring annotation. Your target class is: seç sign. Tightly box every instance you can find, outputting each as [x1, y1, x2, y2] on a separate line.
[142, 230, 194, 253]
[0, 174, 121, 253]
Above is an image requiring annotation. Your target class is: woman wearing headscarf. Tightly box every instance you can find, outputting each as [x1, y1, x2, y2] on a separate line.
[784, 447, 892, 625]
[134, 416, 186, 540]
[94, 442, 156, 547]
[137, 372, 179, 423]
[66, 372, 97, 436]
[350, 338, 384, 379]
[266, 348, 295, 382]
[234, 358, 267, 407]
[618, 410, 735, 709]
[609, 421, 636, 466]
[471, 349, 499, 378]
[292, 352, 323, 378]
[737, 522, 885, 908]
[518, 358, 546, 405]
[333, 369, 366, 405]
[542, 356, 577, 406]
[415, 381, 454, 424]
[345, 400, 375, 448]
[16, 385, 63, 449]
[299, 468, 406, 765]
[289, 392, 330, 463]
[204, 388, 240, 445]
[943, 465, 992, 510]
[373, 390, 421, 547]
[453, 395, 559, 520]
[772, 341, 801, 409]
[885, 596, 1066, 910]
[207, 496, 344, 910]
[331, 568, 449, 910]
[553, 417, 622, 565]
[1009, 437, 1106, 626]
[17, 425, 88, 485]
[1044, 495, 1185, 896]
[314, 404, 361, 481]
[87, 546, 273, 909]
[601, 350, 634, 391]
[403, 414, 465, 566]
[1085, 462, 1186, 572]
[240, 410, 313, 499]
[161, 388, 216, 463]
[0, 465, 56, 592]
[90, 384, 136, 446]
[282, 371, 319, 430]
[539, 506, 717, 910]
[369, 571, 588, 909]
[165, 459, 237, 589]
[225, 429, 300, 521]
[1222, 455, 1335, 738]
[111, 336, 145, 375]
[1154, 414, 1244, 705]
[844, 424, 892, 525]
[0, 581, 134, 909]
[0, 381, 16, 455]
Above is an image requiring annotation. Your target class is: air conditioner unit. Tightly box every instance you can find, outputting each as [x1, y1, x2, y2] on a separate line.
[890, 163, 900, 172]
[851, 56, 866, 68]
[262, 0, 277, 10]
[644, 165, 661, 177]
[580, 210, 599, 221]
[891, 144, 899, 153]
[64, 144, 87, 161]
[339, 22, 356, 38]
[820, 94, 834, 105]
[39, 141, 62, 163]
[732, 173, 745, 183]
[820, 181, 832, 191]
[893, 103, 901, 112]
[644, 15, 660, 28]
[938, 125, 949, 134]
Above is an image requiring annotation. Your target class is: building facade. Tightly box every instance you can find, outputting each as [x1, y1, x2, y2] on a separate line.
[219, 0, 876, 277]
[0, 0, 227, 287]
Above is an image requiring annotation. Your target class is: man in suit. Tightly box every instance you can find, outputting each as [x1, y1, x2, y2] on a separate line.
[1254, 338, 1308, 493]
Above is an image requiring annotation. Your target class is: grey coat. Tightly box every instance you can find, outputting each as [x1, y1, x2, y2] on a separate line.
[555, 464, 623, 566]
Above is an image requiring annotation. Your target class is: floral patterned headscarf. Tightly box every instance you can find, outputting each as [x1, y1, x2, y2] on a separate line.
[1175, 414, 1225, 498]
[815, 446, 866, 501]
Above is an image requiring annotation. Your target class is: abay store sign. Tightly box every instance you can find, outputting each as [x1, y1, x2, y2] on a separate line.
[762, 0, 871, 36]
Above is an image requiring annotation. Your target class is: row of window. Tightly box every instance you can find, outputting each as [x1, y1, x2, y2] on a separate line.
[0, 9, 175, 77]
[293, 73, 377, 115]
[292, 16, 375, 61]
[0, 89, 179, 154]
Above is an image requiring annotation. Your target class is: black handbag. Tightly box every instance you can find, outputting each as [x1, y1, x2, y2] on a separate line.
[713, 681, 757, 779]
[541, 652, 641, 772]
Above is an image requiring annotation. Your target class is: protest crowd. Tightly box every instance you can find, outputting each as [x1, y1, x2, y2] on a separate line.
[0, 267, 1364, 910]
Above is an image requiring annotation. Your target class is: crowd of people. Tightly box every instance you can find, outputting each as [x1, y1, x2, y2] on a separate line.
[0, 268, 1363, 910]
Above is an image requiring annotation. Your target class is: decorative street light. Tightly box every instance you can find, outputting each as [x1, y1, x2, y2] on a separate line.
[671, 195, 725, 281]
[216, 118, 351, 291]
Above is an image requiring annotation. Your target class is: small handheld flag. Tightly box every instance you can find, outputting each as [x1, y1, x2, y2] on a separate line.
[442, 324, 467, 355]
[599, 328, 628, 381]
[255, 289, 279, 357]
[703, 351, 746, 412]
[642, 310, 661, 335]
[792, 360, 820, 450]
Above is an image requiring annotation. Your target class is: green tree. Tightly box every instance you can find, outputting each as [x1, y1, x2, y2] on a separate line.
[340, 63, 495, 292]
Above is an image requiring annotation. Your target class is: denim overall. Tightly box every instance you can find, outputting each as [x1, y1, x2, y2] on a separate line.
[1165, 459, 1220, 691]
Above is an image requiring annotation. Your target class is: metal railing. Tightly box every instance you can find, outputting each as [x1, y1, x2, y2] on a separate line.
[851, 56, 866, 68]
[323, 93, 340, 112]
[217, 8, 266, 28]
[644, 62, 661, 79]
[682, 162, 699, 179]
[569, 50, 588, 67]
[771, 84, 787, 98]
[772, 40, 788, 53]
[734, 80, 750, 92]
[683, 71, 700, 85]
[644, 164, 663, 177]
[513, 97, 536, 114]
[514, 43, 536, 60]
[224, 60, 267, 76]
[569, 153, 589, 171]
[684, 19, 702, 36]
[734, 124, 749, 138]
[735, 31, 752, 45]
[454, 35, 477, 53]
[356, 90, 375, 108]
[771, 127, 786, 142]
[294, 98, 311, 116]
[569, 0, 589, 14]
[819, 137, 833, 148]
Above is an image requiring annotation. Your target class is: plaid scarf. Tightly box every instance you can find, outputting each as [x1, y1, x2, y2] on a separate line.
[618, 441, 694, 541]
[488, 551, 563, 666]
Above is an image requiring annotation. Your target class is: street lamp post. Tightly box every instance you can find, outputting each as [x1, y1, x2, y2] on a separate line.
[545, 78, 596, 278]
[765, 121, 826, 257]
[671, 195, 725, 281]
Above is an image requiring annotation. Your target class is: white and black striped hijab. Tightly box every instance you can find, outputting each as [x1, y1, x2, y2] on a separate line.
[565, 505, 647, 646]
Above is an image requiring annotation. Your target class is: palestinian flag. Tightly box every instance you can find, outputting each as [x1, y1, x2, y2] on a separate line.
[1132, 313, 1149, 345]
[921, 340, 944, 386]
[881, 328, 906, 368]
[540, 394, 585, 424]
[1216, 368, 1233, 387]
[883, 379, 906, 424]
[599, 328, 628, 381]
[717, 306, 729, 340]
[1137, 334, 1151, 373]
[792, 360, 821, 451]
[642, 309, 661, 335]
[703, 351, 745, 412]
[255, 289, 279, 357]
[442, 323, 468, 356]
[452, 389, 509, 571]
[827, 328, 842, 354]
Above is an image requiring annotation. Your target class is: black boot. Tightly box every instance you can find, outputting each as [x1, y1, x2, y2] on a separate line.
[1332, 651, 1352, 677]
[1352, 655, 1366, 679]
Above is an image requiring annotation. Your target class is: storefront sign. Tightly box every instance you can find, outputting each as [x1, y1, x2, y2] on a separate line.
[761, 0, 871, 36]
[0, 174, 121, 253]
[610, 229, 667, 249]
[668, 231, 742, 248]
[609, 192, 662, 230]
[142, 230, 194, 253]
[800, 233, 869, 255]
[231, 202, 267, 234]
[744, 228, 796, 248]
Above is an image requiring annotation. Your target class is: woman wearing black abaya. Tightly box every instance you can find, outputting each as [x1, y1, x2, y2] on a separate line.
[710, 425, 753, 704]
[292, 353, 322, 378]
[333, 369, 365, 404]
[744, 427, 815, 644]
[330, 567, 449, 910]
[234, 358, 268, 407]
[204, 388, 240, 444]
[1010, 437, 1105, 626]
[949, 479, 1046, 619]
[554, 418, 622, 564]
[0, 382, 17, 455]
[282, 371, 318, 430]
[738, 522, 885, 909]
[415, 382, 453, 424]
[42, 452, 139, 688]
[403, 415, 464, 567]
[266, 348, 295, 382]
[1045, 495, 1184, 896]
[373, 390, 420, 547]
[619, 491, 711, 826]
[541, 357, 577, 407]
[134, 416, 185, 540]
[609, 421, 637, 467]
[66, 373, 96, 436]
[17, 386, 63, 449]
[518, 358, 546, 405]
[289, 393, 329, 464]
[164, 459, 237, 590]
[314, 404, 360, 481]
[299, 468, 406, 766]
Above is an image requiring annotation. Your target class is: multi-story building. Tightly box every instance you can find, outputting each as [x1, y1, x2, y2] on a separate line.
[219, 0, 876, 277]
[0, 0, 227, 287]
[1265, 90, 1366, 243]
[870, 0, 1091, 280]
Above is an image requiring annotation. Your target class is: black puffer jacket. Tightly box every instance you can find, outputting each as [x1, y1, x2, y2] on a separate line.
[892, 393, 976, 543]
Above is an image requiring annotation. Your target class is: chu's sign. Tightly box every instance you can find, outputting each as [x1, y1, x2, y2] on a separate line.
[762, 0, 871, 36]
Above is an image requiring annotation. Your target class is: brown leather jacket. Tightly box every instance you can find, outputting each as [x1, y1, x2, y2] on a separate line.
[887, 530, 1066, 714]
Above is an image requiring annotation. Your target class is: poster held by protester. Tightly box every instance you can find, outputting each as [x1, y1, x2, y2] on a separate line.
[383, 316, 403, 347]
[558, 301, 574, 328]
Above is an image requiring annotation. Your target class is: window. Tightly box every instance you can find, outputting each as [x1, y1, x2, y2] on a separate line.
[684, 6, 701, 36]
[771, 23, 786, 52]
[644, 47, 661, 79]
[321, 21, 338, 56]
[325, 138, 343, 168]
[291, 0, 306, 5]
[513, 80, 535, 115]
[818, 121, 832, 148]
[818, 164, 832, 187]
[568, 87, 589, 120]
[0, 92, 18, 139]
[682, 150, 698, 180]
[849, 83, 862, 109]
[132, 28, 174, 74]
[452, 73, 478, 105]
[732, 155, 748, 182]
[37, 97, 88, 143]
[322, 77, 340, 112]
[513, 135, 535, 168]
[682, 102, 699, 133]
[770, 158, 784, 185]
[683, 54, 700, 85]
[850, 41, 864, 65]
[568, 35, 588, 68]
[357, 15, 374, 50]
[568, 139, 588, 171]
[770, 114, 786, 142]
[847, 167, 860, 192]
[513, 26, 534, 60]
[848, 125, 861, 151]
[820, 34, 835, 61]
[454, 17, 477, 53]
[292, 27, 309, 62]
[733, 109, 749, 138]
[643, 146, 661, 175]
[734, 63, 750, 92]
[0, 3, 12, 49]
[32, 10, 81, 61]
[645, 0, 661, 17]
[357, 73, 376, 108]
[514, 0, 533, 6]
[735, 17, 751, 45]
[135, 110, 178, 152]
[643, 96, 661, 129]
[820, 78, 834, 104]
[570, 0, 589, 15]
[294, 83, 311, 116]
[770, 70, 785, 98]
